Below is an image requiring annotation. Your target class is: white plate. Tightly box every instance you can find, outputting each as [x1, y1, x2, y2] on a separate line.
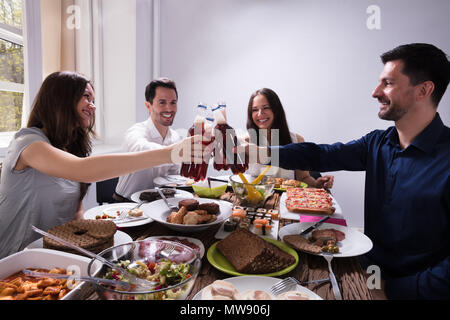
[84, 203, 152, 227]
[144, 236, 205, 259]
[25, 231, 133, 251]
[142, 197, 233, 232]
[153, 175, 193, 187]
[193, 276, 322, 300]
[279, 222, 373, 258]
[279, 192, 344, 220]
[0, 248, 102, 300]
[130, 188, 193, 203]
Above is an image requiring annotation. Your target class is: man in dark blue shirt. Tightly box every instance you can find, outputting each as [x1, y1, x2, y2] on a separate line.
[251, 44, 450, 299]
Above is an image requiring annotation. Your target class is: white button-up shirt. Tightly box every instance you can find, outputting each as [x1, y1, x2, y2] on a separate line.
[115, 118, 182, 198]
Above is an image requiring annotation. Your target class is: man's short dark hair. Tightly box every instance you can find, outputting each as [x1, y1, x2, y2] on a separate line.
[381, 43, 450, 107]
[145, 78, 178, 103]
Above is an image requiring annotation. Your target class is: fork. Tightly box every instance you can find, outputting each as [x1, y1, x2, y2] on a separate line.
[269, 277, 332, 296]
[117, 201, 145, 221]
[322, 253, 343, 300]
[160, 243, 176, 259]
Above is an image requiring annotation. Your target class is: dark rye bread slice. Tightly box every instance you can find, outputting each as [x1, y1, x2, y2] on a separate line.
[43, 220, 116, 254]
[216, 228, 295, 274]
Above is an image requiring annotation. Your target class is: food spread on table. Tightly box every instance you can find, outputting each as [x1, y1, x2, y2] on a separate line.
[0, 175, 374, 301]
[285, 187, 335, 215]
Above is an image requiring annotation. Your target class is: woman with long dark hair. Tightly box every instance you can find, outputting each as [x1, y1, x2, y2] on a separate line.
[0, 71, 204, 258]
[246, 88, 334, 188]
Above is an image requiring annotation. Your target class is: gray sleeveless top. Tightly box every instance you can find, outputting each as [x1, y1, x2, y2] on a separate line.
[0, 128, 80, 258]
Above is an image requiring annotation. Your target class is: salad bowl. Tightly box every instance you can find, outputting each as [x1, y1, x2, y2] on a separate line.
[87, 239, 201, 300]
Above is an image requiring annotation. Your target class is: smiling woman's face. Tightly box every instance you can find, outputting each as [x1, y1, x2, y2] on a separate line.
[251, 94, 274, 129]
[76, 83, 96, 128]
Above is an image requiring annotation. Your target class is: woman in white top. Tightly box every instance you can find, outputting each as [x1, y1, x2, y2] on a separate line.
[0, 71, 206, 258]
[246, 88, 334, 188]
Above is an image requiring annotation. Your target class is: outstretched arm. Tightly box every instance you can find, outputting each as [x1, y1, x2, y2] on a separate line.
[17, 135, 209, 183]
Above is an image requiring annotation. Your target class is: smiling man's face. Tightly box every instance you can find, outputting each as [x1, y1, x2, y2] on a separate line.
[147, 86, 178, 129]
[372, 60, 416, 121]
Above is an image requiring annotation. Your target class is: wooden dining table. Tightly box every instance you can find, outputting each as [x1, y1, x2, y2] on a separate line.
[85, 189, 386, 300]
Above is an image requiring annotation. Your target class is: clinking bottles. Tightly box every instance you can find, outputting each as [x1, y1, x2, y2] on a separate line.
[212, 103, 248, 174]
[180, 104, 213, 182]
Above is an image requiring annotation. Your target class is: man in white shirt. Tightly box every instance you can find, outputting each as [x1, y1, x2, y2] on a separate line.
[114, 78, 182, 201]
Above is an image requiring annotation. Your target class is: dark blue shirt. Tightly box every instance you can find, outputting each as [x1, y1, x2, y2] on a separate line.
[272, 113, 450, 299]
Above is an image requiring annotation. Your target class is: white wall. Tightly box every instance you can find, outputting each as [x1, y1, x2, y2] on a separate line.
[101, 0, 137, 144]
[157, 0, 450, 228]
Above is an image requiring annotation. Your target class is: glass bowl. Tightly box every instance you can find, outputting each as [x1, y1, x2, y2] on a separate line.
[229, 174, 274, 207]
[87, 239, 201, 300]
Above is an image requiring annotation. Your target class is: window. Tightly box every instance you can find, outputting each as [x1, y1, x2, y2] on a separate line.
[0, 0, 24, 147]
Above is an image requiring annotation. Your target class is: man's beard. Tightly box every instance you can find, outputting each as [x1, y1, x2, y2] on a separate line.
[378, 101, 408, 121]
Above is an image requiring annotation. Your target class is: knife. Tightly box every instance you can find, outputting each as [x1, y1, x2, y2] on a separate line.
[116, 215, 150, 224]
[299, 216, 331, 236]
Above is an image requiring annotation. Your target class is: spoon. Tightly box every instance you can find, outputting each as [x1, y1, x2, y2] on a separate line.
[238, 173, 263, 203]
[251, 165, 272, 185]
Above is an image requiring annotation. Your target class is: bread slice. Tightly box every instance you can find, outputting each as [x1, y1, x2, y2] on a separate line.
[43, 220, 116, 255]
[216, 228, 295, 274]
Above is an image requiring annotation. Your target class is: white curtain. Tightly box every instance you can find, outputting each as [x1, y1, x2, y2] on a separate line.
[40, 0, 92, 79]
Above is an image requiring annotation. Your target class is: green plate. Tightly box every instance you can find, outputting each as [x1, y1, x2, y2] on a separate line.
[207, 238, 299, 277]
[274, 182, 308, 192]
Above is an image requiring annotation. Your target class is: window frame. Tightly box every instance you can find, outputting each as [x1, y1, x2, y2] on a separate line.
[0, 8, 24, 146]
[0, 0, 42, 156]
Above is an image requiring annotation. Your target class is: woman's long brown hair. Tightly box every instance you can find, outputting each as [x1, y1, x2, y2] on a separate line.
[246, 88, 293, 146]
[27, 71, 96, 200]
